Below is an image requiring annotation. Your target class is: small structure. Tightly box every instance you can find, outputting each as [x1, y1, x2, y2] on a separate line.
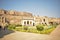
[21, 17, 34, 26]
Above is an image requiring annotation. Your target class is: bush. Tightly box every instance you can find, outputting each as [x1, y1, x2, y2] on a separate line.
[15, 27, 22, 31]
[16, 24, 22, 27]
[27, 27, 38, 33]
[36, 24, 44, 31]
[8, 24, 16, 30]
[39, 26, 56, 34]
[23, 26, 28, 30]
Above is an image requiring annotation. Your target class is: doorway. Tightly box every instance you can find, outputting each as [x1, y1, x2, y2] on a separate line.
[0, 26, 2, 30]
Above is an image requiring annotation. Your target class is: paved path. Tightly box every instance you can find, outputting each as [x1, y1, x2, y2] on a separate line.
[0, 31, 52, 40]
[0, 25, 60, 40]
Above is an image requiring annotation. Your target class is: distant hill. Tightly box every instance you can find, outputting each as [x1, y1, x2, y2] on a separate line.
[0, 9, 33, 17]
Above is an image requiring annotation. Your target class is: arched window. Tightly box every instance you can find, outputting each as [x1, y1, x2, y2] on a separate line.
[24, 21, 26, 24]
[27, 21, 29, 24]
[43, 19, 45, 22]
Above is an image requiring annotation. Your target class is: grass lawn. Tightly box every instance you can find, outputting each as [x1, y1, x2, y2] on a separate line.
[7, 24, 58, 34]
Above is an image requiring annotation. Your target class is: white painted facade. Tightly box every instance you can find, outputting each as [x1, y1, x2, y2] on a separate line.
[21, 16, 50, 26]
[21, 20, 34, 26]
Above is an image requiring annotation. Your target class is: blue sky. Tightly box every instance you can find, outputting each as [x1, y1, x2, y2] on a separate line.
[0, 0, 60, 18]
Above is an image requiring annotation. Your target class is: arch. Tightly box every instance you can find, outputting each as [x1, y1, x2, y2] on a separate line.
[27, 21, 29, 25]
[0, 25, 2, 29]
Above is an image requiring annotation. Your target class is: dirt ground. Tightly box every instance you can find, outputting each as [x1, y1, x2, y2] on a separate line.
[0, 25, 60, 40]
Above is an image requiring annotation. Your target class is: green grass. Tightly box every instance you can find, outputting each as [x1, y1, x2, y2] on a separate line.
[7, 24, 57, 34]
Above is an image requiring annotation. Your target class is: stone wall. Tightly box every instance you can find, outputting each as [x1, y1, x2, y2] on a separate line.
[0, 9, 60, 27]
[0, 9, 33, 26]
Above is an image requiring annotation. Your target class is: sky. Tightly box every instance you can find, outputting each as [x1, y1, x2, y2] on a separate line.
[0, 0, 60, 18]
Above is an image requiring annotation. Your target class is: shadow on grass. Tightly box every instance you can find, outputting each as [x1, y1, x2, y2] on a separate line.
[0, 28, 15, 38]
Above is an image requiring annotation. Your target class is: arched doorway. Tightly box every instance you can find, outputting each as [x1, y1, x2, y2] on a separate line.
[0, 25, 2, 29]
[33, 23, 35, 26]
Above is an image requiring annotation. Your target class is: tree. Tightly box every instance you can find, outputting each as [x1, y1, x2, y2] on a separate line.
[36, 24, 44, 31]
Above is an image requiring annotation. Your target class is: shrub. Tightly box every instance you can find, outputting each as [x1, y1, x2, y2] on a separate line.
[8, 24, 16, 30]
[36, 24, 44, 31]
[39, 26, 56, 34]
[15, 27, 22, 31]
[27, 27, 38, 33]
[23, 26, 28, 30]
[16, 24, 22, 27]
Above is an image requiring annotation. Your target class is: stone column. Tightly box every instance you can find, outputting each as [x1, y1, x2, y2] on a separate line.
[32, 21, 33, 26]
[29, 20, 30, 26]
[22, 20, 24, 26]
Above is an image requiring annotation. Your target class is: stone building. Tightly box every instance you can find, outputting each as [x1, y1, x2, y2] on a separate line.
[21, 17, 34, 26]
[49, 17, 60, 25]
[0, 9, 34, 29]
[0, 9, 60, 29]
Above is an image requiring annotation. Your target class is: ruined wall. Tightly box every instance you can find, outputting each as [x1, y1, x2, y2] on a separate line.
[0, 9, 60, 27]
[0, 9, 33, 26]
